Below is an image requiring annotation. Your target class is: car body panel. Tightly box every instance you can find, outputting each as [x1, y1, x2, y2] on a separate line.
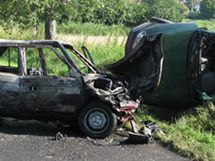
[143, 23, 199, 107]
[19, 76, 84, 113]
[0, 72, 21, 114]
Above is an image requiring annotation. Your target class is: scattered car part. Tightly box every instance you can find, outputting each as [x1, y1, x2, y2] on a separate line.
[127, 132, 150, 144]
[55, 132, 67, 141]
[125, 120, 163, 144]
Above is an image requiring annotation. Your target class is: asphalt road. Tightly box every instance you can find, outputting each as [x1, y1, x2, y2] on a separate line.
[0, 118, 190, 161]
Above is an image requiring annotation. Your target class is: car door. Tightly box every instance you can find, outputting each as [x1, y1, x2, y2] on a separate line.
[19, 75, 84, 114]
[0, 46, 22, 116]
[18, 46, 85, 117]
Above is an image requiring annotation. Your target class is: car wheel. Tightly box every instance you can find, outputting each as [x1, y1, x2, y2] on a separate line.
[79, 102, 117, 139]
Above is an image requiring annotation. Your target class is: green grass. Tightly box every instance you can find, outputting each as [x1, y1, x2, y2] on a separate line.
[0, 26, 43, 40]
[135, 103, 215, 161]
[73, 43, 124, 67]
[58, 22, 130, 36]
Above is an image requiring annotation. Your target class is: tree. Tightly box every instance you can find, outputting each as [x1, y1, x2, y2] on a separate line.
[144, 0, 186, 22]
[67, 0, 140, 25]
[200, 0, 215, 18]
[0, 0, 71, 39]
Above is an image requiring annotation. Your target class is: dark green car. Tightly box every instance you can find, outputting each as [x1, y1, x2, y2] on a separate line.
[108, 18, 215, 108]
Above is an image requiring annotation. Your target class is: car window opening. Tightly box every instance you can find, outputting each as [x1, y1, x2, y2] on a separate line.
[0, 47, 18, 74]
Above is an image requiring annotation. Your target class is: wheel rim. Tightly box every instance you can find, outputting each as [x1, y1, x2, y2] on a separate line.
[84, 108, 110, 134]
[88, 111, 107, 130]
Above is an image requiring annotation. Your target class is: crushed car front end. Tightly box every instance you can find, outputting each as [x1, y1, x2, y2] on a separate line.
[83, 73, 139, 123]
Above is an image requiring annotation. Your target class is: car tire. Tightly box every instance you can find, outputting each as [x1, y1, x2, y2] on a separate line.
[79, 102, 117, 139]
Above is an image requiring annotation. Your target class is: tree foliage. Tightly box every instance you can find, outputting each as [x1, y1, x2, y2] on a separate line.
[200, 0, 215, 18]
[144, 0, 187, 22]
[0, 0, 188, 38]
[65, 0, 186, 26]
[0, 0, 71, 24]
[0, 0, 71, 38]
[0, 0, 187, 27]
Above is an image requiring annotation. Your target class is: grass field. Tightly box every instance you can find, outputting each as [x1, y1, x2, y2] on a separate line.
[58, 22, 130, 36]
[135, 103, 215, 161]
[0, 19, 215, 161]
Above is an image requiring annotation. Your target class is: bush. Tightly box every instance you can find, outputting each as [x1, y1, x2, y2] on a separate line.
[200, 0, 215, 19]
[123, 2, 147, 26]
[144, 0, 187, 22]
[65, 0, 136, 25]
[63, 0, 186, 26]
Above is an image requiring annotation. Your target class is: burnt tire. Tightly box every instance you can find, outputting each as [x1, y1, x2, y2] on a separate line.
[79, 102, 117, 139]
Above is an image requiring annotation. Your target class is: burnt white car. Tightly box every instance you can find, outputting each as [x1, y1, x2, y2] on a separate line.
[0, 40, 139, 138]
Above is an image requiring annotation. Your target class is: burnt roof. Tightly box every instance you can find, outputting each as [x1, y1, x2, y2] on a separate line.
[0, 39, 72, 48]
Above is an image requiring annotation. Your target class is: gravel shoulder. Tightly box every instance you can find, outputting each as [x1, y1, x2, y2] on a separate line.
[0, 118, 190, 161]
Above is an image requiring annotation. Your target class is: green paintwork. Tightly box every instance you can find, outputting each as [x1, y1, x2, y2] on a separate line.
[142, 23, 198, 107]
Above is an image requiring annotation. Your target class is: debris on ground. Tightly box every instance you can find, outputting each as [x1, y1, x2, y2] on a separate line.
[85, 119, 164, 145]
[55, 132, 67, 141]
[86, 137, 114, 146]
[120, 120, 164, 144]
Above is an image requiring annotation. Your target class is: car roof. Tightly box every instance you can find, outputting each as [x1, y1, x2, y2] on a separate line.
[0, 39, 72, 48]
